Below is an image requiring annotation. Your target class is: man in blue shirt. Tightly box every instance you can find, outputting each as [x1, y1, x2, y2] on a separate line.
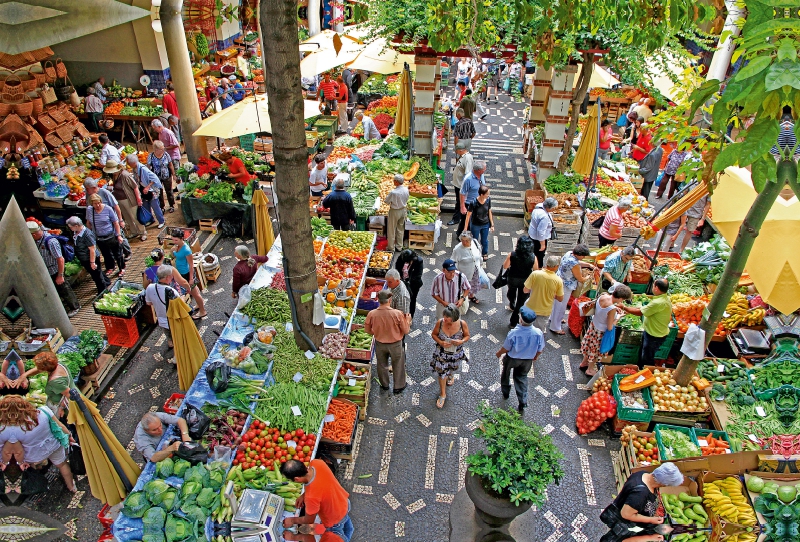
[230, 76, 246, 102]
[495, 306, 544, 413]
[456, 160, 486, 236]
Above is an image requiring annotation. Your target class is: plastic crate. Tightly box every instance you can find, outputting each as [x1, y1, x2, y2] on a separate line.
[93, 289, 143, 318]
[628, 282, 649, 294]
[692, 428, 731, 452]
[654, 423, 700, 461]
[101, 315, 139, 348]
[346, 324, 374, 361]
[617, 325, 643, 346]
[163, 393, 185, 414]
[97, 504, 115, 529]
[611, 342, 640, 365]
[612, 374, 654, 423]
[239, 133, 256, 151]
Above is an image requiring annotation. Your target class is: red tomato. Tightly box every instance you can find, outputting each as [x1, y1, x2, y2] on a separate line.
[283, 433, 292, 441]
[296, 429, 305, 437]
[280, 457, 287, 463]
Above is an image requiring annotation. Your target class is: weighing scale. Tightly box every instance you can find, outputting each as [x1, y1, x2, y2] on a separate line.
[728, 328, 771, 356]
[229, 485, 286, 542]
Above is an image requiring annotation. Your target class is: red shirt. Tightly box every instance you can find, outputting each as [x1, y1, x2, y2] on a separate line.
[319, 80, 339, 101]
[162, 91, 179, 118]
[599, 126, 613, 150]
[337, 84, 348, 103]
[227, 157, 254, 185]
[232, 256, 269, 294]
[631, 132, 652, 161]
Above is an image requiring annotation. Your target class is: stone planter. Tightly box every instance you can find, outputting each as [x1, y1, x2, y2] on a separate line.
[464, 472, 532, 528]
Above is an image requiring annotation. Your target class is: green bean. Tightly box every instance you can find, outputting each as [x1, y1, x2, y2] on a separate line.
[254, 383, 328, 433]
[240, 288, 292, 325]
[271, 330, 339, 391]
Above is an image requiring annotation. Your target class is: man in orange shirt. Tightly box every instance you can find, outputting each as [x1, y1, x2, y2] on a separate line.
[281, 459, 353, 541]
[365, 289, 410, 393]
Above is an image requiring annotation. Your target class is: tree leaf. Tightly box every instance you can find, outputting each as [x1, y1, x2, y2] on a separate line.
[713, 143, 742, 173]
[765, 60, 800, 91]
[750, 156, 776, 193]
[739, 118, 780, 167]
[689, 79, 721, 118]
[332, 33, 343, 56]
[735, 55, 773, 81]
[776, 38, 797, 63]
[762, 90, 782, 119]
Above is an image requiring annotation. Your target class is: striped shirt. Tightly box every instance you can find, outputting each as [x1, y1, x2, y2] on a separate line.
[318, 80, 339, 102]
[603, 251, 632, 283]
[390, 280, 411, 315]
[599, 205, 624, 240]
[770, 122, 799, 156]
[36, 235, 62, 275]
[430, 271, 470, 305]
[453, 118, 476, 140]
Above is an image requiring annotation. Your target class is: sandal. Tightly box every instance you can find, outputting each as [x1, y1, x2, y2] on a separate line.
[447, 377, 454, 386]
[192, 312, 207, 320]
[118, 270, 126, 278]
[470, 297, 480, 304]
[550, 329, 565, 335]
[436, 396, 446, 408]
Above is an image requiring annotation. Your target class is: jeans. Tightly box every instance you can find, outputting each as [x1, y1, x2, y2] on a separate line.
[507, 278, 529, 326]
[50, 273, 79, 312]
[142, 193, 165, 225]
[470, 223, 490, 255]
[158, 175, 176, 208]
[328, 500, 354, 542]
[79, 258, 110, 295]
[501, 356, 533, 407]
[450, 186, 462, 223]
[640, 331, 667, 367]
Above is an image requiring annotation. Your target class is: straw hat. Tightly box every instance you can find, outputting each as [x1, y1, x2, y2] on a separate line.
[103, 159, 123, 174]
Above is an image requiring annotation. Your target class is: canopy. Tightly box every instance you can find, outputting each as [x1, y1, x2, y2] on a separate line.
[346, 38, 415, 74]
[394, 69, 411, 138]
[572, 104, 599, 176]
[167, 296, 208, 391]
[576, 64, 621, 90]
[252, 188, 275, 256]
[193, 95, 321, 139]
[712, 167, 800, 314]
[300, 31, 365, 78]
[67, 394, 141, 505]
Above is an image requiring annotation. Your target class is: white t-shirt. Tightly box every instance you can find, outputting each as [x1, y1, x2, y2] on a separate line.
[0, 410, 62, 463]
[309, 164, 328, 192]
[145, 283, 179, 328]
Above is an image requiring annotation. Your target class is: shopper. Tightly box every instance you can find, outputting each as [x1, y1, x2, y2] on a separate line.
[134, 411, 191, 463]
[162, 83, 179, 118]
[465, 185, 493, 260]
[281, 459, 354, 542]
[502, 235, 537, 327]
[638, 142, 664, 199]
[142, 248, 189, 293]
[527, 197, 558, 269]
[431, 259, 471, 319]
[322, 180, 356, 231]
[430, 305, 470, 408]
[446, 142, 473, 226]
[459, 89, 476, 120]
[354, 110, 381, 140]
[456, 161, 486, 236]
[484, 60, 499, 103]
[92, 77, 108, 101]
[127, 154, 166, 230]
[631, 123, 654, 167]
[15, 352, 73, 417]
[150, 121, 180, 211]
[169, 229, 207, 319]
[66, 216, 110, 295]
[230, 76, 245, 102]
[601, 246, 635, 291]
[394, 250, 424, 318]
[217, 78, 234, 109]
[83, 179, 123, 229]
[309, 154, 329, 197]
[632, 98, 653, 122]
[98, 134, 121, 167]
[232, 245, 269, 298]
[28, 222, 80, 316]
[0, 396, 77, 492]
[677, 195, 710, 253]
[385, 269, 411, 326]
[655, 147, 690, 199]
[580, 284, 632, 375]
[620, 278, 673, 367]
[336, 76, 349, 133]
[453, 108, 476, 150]
[167, 115, 182, 146]
[364, 290, 409, 393]
[495, 306, 544, 414]
[85, 195, 128, 278]
[104, 159, 146, 240]
[318, 72, 338, 115]
[455, 58, 473, 91]
[451, 231, 483, 304]
[145, 265, 181, 349]
[522, 255, 564, 331]
[600, 463, 685, 542]
[599, 119, 615, 159]
[384, 174, 409, 252]
[598, 196, 633, 247]
[550, 244, 593, 335]
[84, 87, 104, 132]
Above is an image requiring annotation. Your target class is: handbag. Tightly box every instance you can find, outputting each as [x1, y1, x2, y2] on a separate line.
[136, 205, 153, 225]
[591, 215, 606, 228]
[68, 443, 87, 476]
[437, 182, 449, 197]
[180, 404, 211, 440]
[492, 268, 508, 289]
[599, 329, 616, 354]
[43, 61, 56, 83]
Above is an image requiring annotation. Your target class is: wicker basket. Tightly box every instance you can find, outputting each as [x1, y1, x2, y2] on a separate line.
[1, 74, 23, 102]
[48, 105, 66, 123]
[35, 112, 57, 132]
[27, 92, 43, 115]
[12, 96, 33, 117]
[73, 120, 90, 138]
[56, 123, 74, 142]
[16, 71, 37, 92]
[44, 132, 63, 148]
[0, 103, 12, 116]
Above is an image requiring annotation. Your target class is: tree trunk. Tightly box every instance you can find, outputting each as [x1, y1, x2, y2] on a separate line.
[558, 52, 593, 171]
[673, 160, 794, 385]
[259, 0, 324, 348]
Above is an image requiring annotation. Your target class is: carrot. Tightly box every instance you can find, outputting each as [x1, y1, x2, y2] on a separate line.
[321, 399, 357, 443]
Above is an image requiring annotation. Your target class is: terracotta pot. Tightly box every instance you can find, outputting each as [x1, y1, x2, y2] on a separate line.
[464, 471, 532, 528]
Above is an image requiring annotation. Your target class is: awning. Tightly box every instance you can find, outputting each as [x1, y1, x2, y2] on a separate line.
[346, 38, 415, 74]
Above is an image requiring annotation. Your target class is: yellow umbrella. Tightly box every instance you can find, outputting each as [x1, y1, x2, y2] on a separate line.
[712, 167, 800, 314]
[345, 38, 415, 74]
[253, 188, 274, 256]
[167, 297, 208, 391]
[193, 96, 322, 139]
[572, 105, 598, 176]
[394, 70, 411, 138]
[67, 394, 141, 506]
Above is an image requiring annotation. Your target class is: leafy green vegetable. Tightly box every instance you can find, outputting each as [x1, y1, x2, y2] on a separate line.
[165, 514, 195, 542]
[77, 330, 104, 366]
[201, 182, 234, 203]
[157, 489, 178, 512]
[143, 506, 166, 533]
[543, 170, 580, 194]
[172, 458, 190, 478]
[155, 457, 174, 479]
[64, 260, 82, 277]
[144, 479, 170, 505]
[180, 502, 206, 524]
[57, 352, 85, 377]
[659, 428, 701, 460]
[196, 487, 215, 509]
[122, 490, 150, 518]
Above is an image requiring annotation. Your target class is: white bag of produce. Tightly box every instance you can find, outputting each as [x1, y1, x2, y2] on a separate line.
[313, 291, 325, 326]
[680, 323, 706, 361]
[236, 284, 252, 311]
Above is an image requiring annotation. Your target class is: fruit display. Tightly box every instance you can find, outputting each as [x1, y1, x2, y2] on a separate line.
[629, 433, 661, 466]
[631, 255, 650, 274]
[407, 182, 437, 196]
[721, 292, 766, 330]
[662, 492, 708, 526]
[233, 419, 317, 474]
[622, 212, 647, 228]
[649, 368, 710, 413]
[702, 476, 758, 526]
[748, 475, 800, 537]
[104, 101, 125, 115]
[366, 96, 399, 116]
[592, 375, 611, 394]
[368, 251, 392, 271]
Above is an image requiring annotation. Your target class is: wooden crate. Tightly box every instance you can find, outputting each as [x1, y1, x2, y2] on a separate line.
[337, 361, 371, 421]
[408, 230, 435, 251]
[193, 259, 208, 292]
[14, 329, 64, 357]
[198, 218, 220, 233]
[204, 266, 222, 282]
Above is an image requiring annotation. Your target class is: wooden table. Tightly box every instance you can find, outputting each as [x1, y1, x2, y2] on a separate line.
[77, 113, 160, 149]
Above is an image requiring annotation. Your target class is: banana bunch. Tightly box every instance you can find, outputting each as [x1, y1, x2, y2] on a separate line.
[720, 293, 765, 330]
[702, 477, 758, 526]
[640, 224, 657, 240]
[723, 533, 757, 542]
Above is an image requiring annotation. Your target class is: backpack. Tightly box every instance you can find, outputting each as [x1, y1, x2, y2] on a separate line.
[43, 233, 75, 262]
[487, 62, 498, 75]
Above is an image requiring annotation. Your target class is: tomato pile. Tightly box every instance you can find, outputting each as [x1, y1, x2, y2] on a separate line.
[575, 391, 617, 435]
[233, 420, 317, 471]
[340, 362, 367, 376]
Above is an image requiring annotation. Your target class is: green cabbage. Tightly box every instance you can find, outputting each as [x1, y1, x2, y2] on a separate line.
[156, 457, 174, 479]
[142, 507, 166, 534]
[142, 534, 166, 542]
[183, 464, 209, 486]
[144, 479, 170, 505]
[196, 487, 215, 509]
[172, 458, 190, 478]
[158, 489, 178, 511]
[208, 469, 224, 490]
[122, 490, 150, 518]
[165, 514, 195, 542]
[180, 502, 207, 524]
[180, 480, 201, 502]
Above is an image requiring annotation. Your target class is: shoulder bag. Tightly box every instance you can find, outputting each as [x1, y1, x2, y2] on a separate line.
[492, 268, 508, 289]
[40, 405, 70, 449]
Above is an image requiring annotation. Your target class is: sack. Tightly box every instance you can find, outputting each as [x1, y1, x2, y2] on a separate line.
[43, 233, 75, 263]
[458, 298, 469, 316]
[68, 89, 80, 109]
[680, 323, 706, 361]
[492, 269, 508, 289]
[591, 215, 605, 228]
[120, 230, 132, 260]
[55, 58, 67, 79]
[181, 404, 211, 440]
[205, 361, 231, 393]
[502, 77, 510, 91]
[600, 329, 616, 354]
[69, 443, 87, 476]
[174, 441, 209, 465]
[136, 205, 153, 225]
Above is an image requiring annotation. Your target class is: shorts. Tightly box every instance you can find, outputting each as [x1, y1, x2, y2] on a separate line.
[47, 445, 67, 466]
[180, 271, 198, 287]
[686, 216, 702, 236]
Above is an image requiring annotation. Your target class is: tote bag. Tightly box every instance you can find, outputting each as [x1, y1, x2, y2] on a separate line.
[136, 205, 153, 225]
[599, 329, 616, 354]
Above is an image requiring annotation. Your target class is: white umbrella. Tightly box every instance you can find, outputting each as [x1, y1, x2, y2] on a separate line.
[575, 63, 621, 89]
[345, 38, 415, 74]
[300, 32, 366, 78]
[193, 95, 322, 139]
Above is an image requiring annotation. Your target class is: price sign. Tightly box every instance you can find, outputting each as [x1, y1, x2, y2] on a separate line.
[287, 440, 297, 448]
[304, 350, 315, 359]
[291, 406, 302, 416]
[346, 267, 353, 275]
[634, 375, 645, 384]
[717, 364, 725, 373]
[755, 406, 766, 417]
[285, 322, 294, 332]
[349, 378, 356, 387]
[697, 439, 708, 447]
[293, 372, 303, 382]
[748, 434, 759, 443]
[370, 292, 377, 299]
[324, 414, 335, 423]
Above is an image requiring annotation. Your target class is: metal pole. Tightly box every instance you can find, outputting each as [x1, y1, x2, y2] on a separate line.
[579, 98, 601, 241]
[69, 389, 133, 492]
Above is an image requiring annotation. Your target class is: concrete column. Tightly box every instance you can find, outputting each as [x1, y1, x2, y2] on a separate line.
[160, 0, 207, 163]
[412, 54, 438, 157]
[0, 198, 75, 339]
[527, 67, 553, 126]
[307, 0, 321, 36]
[538, 66, 577, 182]
[706, 0, 743, 82]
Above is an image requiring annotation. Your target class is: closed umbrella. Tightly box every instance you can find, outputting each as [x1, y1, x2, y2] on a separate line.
[193, 95, 321, 139]
[252, 188, 274, 256]
[712, 167, 800, 314]
[394, 69, 411, 138]
[167, 297, 208, 391]
[572, 104, 598, 176]
[67, 391, 141, 506]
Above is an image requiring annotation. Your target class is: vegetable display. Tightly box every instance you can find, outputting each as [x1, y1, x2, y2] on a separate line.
[240, 287, 292, 325]
[94, 289, 141, 315]
[253, 382, 328, 434]
[702, 477, 758, 526]
[311, 217, 333, 239]
[543, 171, 580, 194]
[575, 391, 616, 434]
[321, 399, 357, 443]
[658, 427, 701, 459]
[649, 368, 709, 412]
[270, 329, 339, 390]
[77, 329, 104, 366]
[662, 492, 708, 527]
[347, 329, 373, 350]
[201, 182, 234, 203]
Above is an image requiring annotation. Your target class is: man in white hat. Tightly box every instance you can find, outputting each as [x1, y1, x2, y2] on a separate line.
[29, 221, 80, 317]
[104, 159, 146, 240]
[229, 75, 245, 102]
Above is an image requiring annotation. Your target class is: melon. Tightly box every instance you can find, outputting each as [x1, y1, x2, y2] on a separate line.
[762, 482, 780, 495]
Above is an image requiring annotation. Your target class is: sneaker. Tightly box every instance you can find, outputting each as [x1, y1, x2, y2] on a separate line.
[67, 307, 80, 318]
[518, 404, 526, 414]
[157, 223, 166, 229]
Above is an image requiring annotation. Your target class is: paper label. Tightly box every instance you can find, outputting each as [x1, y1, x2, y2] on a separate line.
[345, 369, 354, 376]
[291, 406, 302, 416]
[750, 373, 756, 381]
[285, 322, 293, 332]
[717, 364, 725, 373]
[668, 385, 680, 391]
[345, 267, 353, 275]
[346, 237, 352, 243]
[323, 414, 335, 423]
[634, 375, 645, 384]
[755, 406, 766, 417]
[349, 378, 356, 387]
[723, 311, 730, 318]
[293, 372, 303, 382]
[370, 292, 377, 299]
[748, 434, 759, 443]
[697, 439, 708, 447]
[287, 440, 297, 448]
[304, 350, 315, 359]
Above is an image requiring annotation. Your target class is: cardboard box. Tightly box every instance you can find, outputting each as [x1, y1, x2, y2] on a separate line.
[757, 453, 800, 473]
[698, 471, 757, 528]
[659, 477, 706, 527]
[743, 471, 800, 524]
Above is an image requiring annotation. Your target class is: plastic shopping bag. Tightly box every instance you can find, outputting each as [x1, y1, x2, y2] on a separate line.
[680, 323, 706, 361]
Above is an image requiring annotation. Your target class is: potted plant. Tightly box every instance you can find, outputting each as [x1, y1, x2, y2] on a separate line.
[465, 405, 564, 527]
